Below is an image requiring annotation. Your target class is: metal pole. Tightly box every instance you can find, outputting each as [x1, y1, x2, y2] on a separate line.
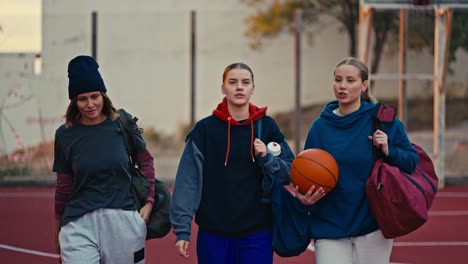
[294, 9, 302, 155]
[0, 97, 8, 155]
[433, 8, 453, 188]
[190, 10, 196, 128]
[358, 6, 373, 65]
[92, 11, 98, 60]
[398, 9, 408, 125]
[33, 54, 46, 143]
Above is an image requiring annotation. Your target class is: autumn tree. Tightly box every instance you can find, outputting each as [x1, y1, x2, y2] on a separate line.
[242, 0, 468, 83]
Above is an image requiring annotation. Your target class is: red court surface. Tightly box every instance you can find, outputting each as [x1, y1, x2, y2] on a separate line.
[1, 185, 468, 263]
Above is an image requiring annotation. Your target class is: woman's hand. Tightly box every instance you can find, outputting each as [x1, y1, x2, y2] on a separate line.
[294, 185, 326, 206]
[175, 240, 190, 259]
[254, 138, 267, 157]
[139, 202, 153, 223]
[368, 129, 389, 156]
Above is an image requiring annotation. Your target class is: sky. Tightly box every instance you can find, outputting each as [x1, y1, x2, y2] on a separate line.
[0, 0, 41, 53]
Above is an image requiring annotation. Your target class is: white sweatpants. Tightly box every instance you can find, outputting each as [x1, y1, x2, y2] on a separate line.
[315, 229, 393, 264]
[59, 208, 147, 264]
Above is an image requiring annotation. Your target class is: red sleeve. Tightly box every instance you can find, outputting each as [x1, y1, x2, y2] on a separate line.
[137, 148, 156, 204]
[55, 173, 73, 220]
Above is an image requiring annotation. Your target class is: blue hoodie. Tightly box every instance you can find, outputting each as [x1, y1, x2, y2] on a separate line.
[170, 98, 295, 242]
[304, 100, 418, 239]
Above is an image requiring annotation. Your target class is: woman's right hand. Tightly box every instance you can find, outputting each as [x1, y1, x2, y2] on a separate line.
[294, 185, 326, 205]
[175, 240, 190, 259]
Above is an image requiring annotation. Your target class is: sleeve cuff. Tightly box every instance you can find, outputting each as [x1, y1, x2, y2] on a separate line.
[387, 147, 396, 162]
[259, 153, 273, 164]
[145, 197, 155, 205]
[176, 233, 191, 242]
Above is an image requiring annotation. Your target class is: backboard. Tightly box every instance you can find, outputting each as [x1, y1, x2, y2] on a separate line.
[361, 0, 468, 9]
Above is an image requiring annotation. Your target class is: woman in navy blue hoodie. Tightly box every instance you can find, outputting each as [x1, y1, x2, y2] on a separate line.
[300, 57, 418, 264]
[170, 62, 295, 263]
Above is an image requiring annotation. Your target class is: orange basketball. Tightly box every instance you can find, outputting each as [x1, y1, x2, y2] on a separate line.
[290, 148, 339, 194]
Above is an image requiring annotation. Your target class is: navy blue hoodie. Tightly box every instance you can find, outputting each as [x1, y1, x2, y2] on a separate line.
[170, 98, 295, 241]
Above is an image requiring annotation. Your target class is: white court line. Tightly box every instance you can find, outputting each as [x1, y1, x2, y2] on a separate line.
[307, 241, 468, 251]
[394, 241, 468, 246]
[429, 210, 468, 216]
[436, 192, 468, 198]
[0, 192, 54, 198]
[0, 244, 59, 258]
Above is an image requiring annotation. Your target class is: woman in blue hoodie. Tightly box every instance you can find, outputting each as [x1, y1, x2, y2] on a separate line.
[299, 57, 418, 264]
[169, 62, 296, 263]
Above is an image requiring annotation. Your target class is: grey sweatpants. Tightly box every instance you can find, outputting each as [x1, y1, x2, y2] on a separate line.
[59, 208, 147, 264]
[315, 229, 393, 264]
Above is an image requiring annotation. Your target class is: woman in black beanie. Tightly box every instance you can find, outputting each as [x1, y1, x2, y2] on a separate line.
[53, 55, 155, 264]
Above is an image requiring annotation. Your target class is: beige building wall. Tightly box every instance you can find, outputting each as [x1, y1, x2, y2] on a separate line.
[1, 0, 466, 152]
[0, 53, 42, 154]
[39, 0, 355, 138]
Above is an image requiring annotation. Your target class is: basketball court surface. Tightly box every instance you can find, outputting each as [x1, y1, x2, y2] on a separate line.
[1, 184, 468, 263]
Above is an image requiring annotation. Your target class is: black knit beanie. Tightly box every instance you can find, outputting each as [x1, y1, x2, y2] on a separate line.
[67, 55, 106, 99]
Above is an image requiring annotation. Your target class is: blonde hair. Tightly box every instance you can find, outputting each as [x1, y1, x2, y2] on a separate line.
[335, 57, 377, 103]
[222, 62, 254, 84]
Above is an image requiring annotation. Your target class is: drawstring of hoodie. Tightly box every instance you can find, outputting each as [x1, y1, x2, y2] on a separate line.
[224, 117, 256, 166]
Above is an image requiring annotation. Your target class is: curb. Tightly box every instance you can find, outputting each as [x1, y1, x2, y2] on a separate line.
[0, 176, 175, 187]
[0, 176, 56, 186]
[445, 175, 468, 186]
[0, 175, 466, 187]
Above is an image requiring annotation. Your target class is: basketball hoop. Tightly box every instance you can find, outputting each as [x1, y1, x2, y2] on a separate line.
[413, 0, 431, 6]
[359, 0, 468, 188]
[361, 0, 468, 9]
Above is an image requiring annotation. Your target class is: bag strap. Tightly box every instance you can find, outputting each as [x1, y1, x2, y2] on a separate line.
[257, 118, 262, 140]
[372, 103, 397, 161]
[116, 109, 147, 208]
[256, 118, 274, 203]
[117, 109, 139, 167]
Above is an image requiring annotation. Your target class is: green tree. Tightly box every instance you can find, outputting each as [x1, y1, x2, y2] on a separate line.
[242, 1, 468, 82]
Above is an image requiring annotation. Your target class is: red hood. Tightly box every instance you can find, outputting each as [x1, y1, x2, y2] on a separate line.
[212, 97, 267, 166]
[212, 97, 267, 124]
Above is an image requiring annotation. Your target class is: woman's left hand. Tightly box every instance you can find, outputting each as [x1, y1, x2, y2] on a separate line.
[139, 202, 153, 223]
[368, 129, 389, 156]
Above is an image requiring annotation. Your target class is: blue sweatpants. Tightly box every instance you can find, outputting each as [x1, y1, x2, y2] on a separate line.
[196, 231, 273, 264]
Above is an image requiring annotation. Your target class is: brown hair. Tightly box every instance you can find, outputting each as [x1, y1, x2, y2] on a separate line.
[335, 57, 377, 103]
[64, 92, 117, 127]
[222, 63, 254, 84]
